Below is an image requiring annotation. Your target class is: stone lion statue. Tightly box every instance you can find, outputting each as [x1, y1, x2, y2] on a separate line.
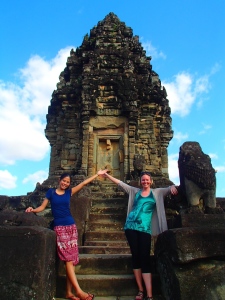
[178, 141, 217, 213]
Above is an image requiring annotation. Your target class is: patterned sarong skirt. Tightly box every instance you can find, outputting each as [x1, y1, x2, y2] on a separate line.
[54, 224, 79, 266]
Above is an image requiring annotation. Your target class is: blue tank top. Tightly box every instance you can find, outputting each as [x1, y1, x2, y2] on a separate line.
[45, 188, 75, 227]
[124, 190, 156, 234]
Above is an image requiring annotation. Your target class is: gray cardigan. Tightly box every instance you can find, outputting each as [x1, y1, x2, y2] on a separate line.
[118, 181, 171, 236]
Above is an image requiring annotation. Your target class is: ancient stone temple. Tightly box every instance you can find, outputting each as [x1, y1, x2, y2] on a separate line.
[45, 12, 173, 187]
[1, 12, 225, 300]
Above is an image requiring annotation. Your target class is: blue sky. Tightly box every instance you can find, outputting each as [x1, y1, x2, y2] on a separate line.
[0, 0, 224, 197]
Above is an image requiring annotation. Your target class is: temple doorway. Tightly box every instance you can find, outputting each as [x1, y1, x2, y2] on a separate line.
[93, 135, 124, 180]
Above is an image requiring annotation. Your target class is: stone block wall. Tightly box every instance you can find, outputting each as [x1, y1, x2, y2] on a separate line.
[0, 226, 56, 300]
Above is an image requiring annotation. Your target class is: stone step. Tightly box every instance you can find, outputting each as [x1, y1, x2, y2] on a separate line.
[83, 240, 128, 247]
[59, 254, 156, 275]
[84, 231, 126, 242]
[89, 213, 126, 223]
[90, 206, 127, 214]
[91, 198, 128, 207]
[79, 246, 130, 254]
[55, 274, 136, 297]
[58, 254, 133, 275]
[87, 222, 124, 232]
[55, 273, 161, 298]
[55, 296, 164, 300]
[90, 191, 126, 199]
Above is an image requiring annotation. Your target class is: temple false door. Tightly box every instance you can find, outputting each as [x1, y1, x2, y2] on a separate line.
[93, 135, 124, 180]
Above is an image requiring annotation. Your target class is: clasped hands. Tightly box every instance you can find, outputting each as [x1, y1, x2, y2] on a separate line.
[97, 169, 108, 177]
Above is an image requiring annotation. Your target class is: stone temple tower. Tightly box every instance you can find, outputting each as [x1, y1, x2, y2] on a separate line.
[45, 12, 173, 187]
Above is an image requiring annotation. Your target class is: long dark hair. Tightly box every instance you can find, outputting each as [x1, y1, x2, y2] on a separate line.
[59, 173, 72, 189]
[60, 173, 72, 181]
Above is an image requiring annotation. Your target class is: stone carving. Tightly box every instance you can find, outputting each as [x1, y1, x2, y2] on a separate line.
[131, 154, 145, 179]
[178, 141, 217, 213]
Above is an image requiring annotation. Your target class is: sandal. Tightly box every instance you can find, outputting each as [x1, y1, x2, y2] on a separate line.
[145, 297, 153, 300]
[66, 296, 80, 300]
[81, 292, 94, 300]
[135, 291, 144, 300]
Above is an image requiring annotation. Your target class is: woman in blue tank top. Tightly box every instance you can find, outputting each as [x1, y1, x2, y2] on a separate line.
[26, 169, 107, 300]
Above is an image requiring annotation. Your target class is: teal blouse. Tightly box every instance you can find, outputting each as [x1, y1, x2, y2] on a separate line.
[124, 190, 156, 234]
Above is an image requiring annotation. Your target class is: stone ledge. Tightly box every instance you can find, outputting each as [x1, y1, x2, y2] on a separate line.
[155, 227, 225, 264]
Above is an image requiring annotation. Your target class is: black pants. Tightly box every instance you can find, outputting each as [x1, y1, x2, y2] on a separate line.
[125, 229, 152, 273]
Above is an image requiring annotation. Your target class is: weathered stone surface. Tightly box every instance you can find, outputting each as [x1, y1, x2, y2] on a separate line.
[156, 255, 225, 300]
[217, 197, 225, 211]
[70, 192, 92, 245]
[0, 209, 49, 227]
[0, 195, 29, 210]
[0, 226, 56, 300]
[180, 213, 225, 229]
[155, 228, 225, 264]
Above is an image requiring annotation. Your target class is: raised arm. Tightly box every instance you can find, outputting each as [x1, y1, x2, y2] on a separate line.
[25, 198, 49, 213]
[103, 172, 120, 185]
[71, 169, 108, 195]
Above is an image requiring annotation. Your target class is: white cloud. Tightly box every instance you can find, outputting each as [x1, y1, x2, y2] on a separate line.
[141, 42, 214, 117]
[162, 71, 212, 117]
[173, 131, 189, 144]
[168, 153, 180, 185]
[215, 166, 225, 173]
[142, 41, 166, 60]
[0, 170, 17, 190]
[209, 153, 218, 160]
[199, 123, 212, 135]
[0, 46, 73, 166]
[22, 170, 48, 186]
[210, 63, 221, 75]
[194, 75, 210, 94]
[162, 72, 195, 116]
[19, 47, 73, 115]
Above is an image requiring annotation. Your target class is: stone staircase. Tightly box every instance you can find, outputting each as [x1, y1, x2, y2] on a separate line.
[55, 182, 163, 300]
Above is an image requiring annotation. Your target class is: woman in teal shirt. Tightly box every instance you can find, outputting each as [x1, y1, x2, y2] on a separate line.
[103, 171, 178, 300]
